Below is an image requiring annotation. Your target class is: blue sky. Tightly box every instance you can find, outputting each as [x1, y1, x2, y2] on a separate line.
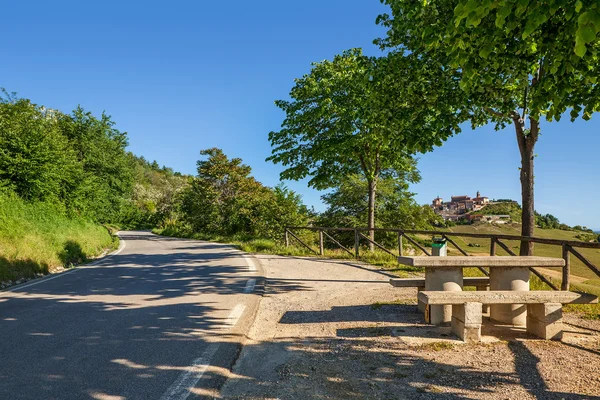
[2, 1, 598, 229]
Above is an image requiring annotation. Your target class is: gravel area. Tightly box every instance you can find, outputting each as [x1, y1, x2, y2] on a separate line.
[220, 255, 600, 399]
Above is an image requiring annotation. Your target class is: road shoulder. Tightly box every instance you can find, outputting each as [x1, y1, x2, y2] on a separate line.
[220, 254, 600, 399]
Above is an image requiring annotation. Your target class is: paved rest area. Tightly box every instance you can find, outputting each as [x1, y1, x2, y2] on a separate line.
[220, 254, 600, 399]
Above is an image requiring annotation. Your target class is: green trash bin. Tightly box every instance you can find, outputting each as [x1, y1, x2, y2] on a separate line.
[431, 237, 447, 256]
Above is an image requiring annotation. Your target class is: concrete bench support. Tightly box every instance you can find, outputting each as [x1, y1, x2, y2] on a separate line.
[451, 302, 483, 342]
[489, 267, 529, 326]
[424, 268, 462, 325]
[418, 290, 598, 342]
[526, 303, 563, 340]
[449, 302, 564, 342]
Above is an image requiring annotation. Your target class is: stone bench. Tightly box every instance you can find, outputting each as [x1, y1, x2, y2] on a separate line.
[390, 277, 491, 313]
[418, 290, 598, 342]
[398, 256, 566, 326]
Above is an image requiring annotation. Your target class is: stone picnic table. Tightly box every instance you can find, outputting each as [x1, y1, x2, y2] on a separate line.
[397, 256, 566, 325]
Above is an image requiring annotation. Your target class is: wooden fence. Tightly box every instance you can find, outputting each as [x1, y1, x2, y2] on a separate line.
[284, 226, 600, 291]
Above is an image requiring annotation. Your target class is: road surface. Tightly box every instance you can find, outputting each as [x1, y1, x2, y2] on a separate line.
[0, 231, 260, 400]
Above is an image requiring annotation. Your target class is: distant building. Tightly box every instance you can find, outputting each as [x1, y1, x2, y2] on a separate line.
[473, 191, 490, 206]
[431, 191, 492, 221]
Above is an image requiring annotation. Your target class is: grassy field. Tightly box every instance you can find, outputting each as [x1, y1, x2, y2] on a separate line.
[445, 223, 600, 281]
[0, 192, 118, 284]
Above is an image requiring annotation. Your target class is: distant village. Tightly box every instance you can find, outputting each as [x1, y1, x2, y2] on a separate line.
[431, 191, 515, 223]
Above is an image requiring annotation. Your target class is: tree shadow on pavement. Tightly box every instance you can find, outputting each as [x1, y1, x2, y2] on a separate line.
[220, 335, 600, 400]
[280, 304, 421, 325]
[507, 340, 600, 399]
[256, 255, 400, 278]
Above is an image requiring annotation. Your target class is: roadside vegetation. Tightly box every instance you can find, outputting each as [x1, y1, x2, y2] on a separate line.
[0, 192, 117, 284]
[0, 90, 184, 284]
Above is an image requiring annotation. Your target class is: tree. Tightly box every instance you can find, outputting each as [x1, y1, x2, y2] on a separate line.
[180, 148, 310, 239]
[268, 49, 420, 249]
[536, 213, 561, 229]
[0, 96, 78, 204]
[318, 174, 443, 230]
[377, 0, 600, 255]
[58, 106, 134, 221]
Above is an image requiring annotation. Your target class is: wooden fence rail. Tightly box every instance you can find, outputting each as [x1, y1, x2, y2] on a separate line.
[284, 226, 600, 292]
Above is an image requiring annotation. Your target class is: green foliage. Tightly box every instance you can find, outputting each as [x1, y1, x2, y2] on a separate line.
[536, 212, 561, 229]
[179, 148, 311, 239]
[0, 191, 116, 283]
[268, 49, 418, 189]
[120, 155, 189, 229]
[318, 174, 443, 229]
[268, 49, 428, 236]
[471, 202, 523, 222]
[377, 0, 600, 249]
[0, 97, 78, 204]
[0, 91, 135, 223]
[378, 0, 600, 123]
[58, 106, 134, 222]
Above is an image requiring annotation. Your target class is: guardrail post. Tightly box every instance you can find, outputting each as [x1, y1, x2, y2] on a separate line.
[284, 229, 289, 248]
[398, 232, 403, 257]
[562, 244, 570, 291]
[319, 230, 324, 256]
[490, 237, 496, 256]
[354, 229, 360, 258]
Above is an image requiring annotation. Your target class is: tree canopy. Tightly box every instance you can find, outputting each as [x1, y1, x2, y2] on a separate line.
[268, 49, 423, 246]
[180, 148, 310, 239]
[376, 0, 600, 254]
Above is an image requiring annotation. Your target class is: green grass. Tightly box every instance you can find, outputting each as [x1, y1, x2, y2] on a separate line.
[0, 192, 118, 284]
[446, 223, 600, 281]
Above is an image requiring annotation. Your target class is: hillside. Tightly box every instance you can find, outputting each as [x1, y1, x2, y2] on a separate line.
[0, 192, 118, 285]
[445, 223, 600, 283]
[470, 202, 522, 222]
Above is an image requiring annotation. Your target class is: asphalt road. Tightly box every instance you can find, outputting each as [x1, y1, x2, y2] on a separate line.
[0, 231, 261, 400]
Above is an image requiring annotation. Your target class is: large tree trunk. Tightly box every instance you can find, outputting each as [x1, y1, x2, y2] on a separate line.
[367, 178, 377, 252]
[513, 115, 539, 256]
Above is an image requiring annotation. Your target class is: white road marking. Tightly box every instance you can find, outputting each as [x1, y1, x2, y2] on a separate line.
[1, 233, 126, 294]
[224, 304, 247, 328]
[158, 343, 220, 400]
[244, 279, 256, 294]
[3, 268, 81, 292]
[160, 303, 249, 399]
[243, 255, 257, 272]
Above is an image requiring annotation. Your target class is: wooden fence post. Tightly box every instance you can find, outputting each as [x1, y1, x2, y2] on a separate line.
[398, 232, 403, 257]
[562, 244, 570, 291]
[284, 229, 289, 248]
[490, 237, 496, 256]
[354, 229, 360, 258]
[319, 230, 324, 256]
